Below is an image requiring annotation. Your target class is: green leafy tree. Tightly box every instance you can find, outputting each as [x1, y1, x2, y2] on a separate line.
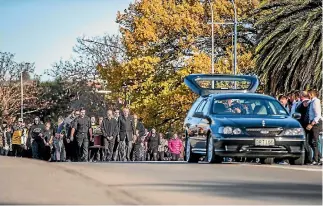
[255, 0, 322, 94]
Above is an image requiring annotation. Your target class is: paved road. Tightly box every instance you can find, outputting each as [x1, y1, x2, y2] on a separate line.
[0, 157, 322, 205]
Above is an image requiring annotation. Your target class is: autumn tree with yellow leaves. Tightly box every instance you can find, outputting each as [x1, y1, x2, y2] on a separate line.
[98, 0, 259, 132]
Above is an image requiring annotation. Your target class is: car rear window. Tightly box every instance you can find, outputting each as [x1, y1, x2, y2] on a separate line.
[212, 97, 288, 116]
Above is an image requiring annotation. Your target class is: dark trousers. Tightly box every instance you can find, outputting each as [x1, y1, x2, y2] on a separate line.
[112, 138, 119, 161]
[76, 133, 89, 162]
[89, 148, 101, 162]
[12, 144, 22, 157]
[171, 153, 180, 161]
[116, 140, 127, 161]
[309, 121, 322, 162]
[64, 138, 72, 161]
[32, 140, 45, 160]
[304, 132, 313, 164]
[103, 137, 115, 161]
[43, 145, 52, 161]
[126, 140, 133, 161]
[64, 138, 77, 161]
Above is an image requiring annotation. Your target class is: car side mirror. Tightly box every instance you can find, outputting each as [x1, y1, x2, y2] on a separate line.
[194, 112, 212, 124]
[292, 112, 301, 120]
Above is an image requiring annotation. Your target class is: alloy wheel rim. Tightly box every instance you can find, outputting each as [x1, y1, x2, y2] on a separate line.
[207, 136, 213, 162]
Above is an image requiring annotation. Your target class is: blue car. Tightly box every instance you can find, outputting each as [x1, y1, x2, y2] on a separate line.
[183, 74, 305, 165]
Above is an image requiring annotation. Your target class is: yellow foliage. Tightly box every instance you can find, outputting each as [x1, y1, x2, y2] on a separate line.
[99, 0, 259, 133]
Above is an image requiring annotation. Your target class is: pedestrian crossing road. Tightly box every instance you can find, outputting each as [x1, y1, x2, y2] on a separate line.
[0, 156, 322, 205]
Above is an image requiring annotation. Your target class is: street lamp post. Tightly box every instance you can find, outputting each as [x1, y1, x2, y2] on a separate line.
[207, 0, 215, 89]
[208, 0, 215, 75]
[20, 64, 24, 122]
[122, 82, 128, 107]
[207, 0, 238, 88]
[231, 0, 238, 76]
[20, 63, 30, 122]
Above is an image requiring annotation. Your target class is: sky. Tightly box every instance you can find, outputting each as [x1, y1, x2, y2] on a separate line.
[0, 0, 132, 80]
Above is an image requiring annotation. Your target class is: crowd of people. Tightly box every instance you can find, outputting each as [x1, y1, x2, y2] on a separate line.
[277, 89, 322, 165]
[0, 107, 184, 162]
[0, 89, 321, 165]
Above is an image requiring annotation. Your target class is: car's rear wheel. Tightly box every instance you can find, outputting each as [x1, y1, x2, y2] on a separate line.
[185, 137, 200, 163]
[206, 135, 222, 164]
[290, 152, 305, 165]
[261, 158, 274, 164]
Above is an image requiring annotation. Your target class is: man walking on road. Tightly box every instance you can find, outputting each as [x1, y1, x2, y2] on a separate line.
[70, 108, 92, 162]
[64, 110, 79, 162]
[29, 117, 46, 159]
[101, 110, 119, 161]
[118, 108, 134, 161]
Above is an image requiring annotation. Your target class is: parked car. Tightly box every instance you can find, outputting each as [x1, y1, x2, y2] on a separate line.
[183, 74, 305, 165]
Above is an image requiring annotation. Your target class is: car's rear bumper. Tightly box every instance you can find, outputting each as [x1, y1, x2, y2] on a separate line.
[212, 136, 304, 158]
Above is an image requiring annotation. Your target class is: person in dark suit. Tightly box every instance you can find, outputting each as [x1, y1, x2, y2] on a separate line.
[295, 91, 312, 163]
[146, 128, 160, 161]
[101, 110, 119, 161]
[118, 108, 134, 161]
[70, 108, 92, 162]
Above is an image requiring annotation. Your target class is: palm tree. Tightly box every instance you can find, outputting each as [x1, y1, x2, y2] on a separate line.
[255, 0, 322, 95]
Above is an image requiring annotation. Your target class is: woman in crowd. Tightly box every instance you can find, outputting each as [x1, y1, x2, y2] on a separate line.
[168, 133, 183, 161]
[146, 128, 160, 161]
[2, 122, 12, 156]
[158, 133, 168, 161]
[133, 130, 146, 161]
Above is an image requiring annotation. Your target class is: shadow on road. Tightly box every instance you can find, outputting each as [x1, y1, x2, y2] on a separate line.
[112, 181, 322, 204]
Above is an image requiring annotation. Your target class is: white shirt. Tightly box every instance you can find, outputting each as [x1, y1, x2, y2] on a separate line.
[290, 100, 299, 115]
[309, 97, 322, 124]
[284, 105, 290, 114]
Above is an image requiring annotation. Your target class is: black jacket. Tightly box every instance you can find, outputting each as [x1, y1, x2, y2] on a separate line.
[133, 120, 145, 137]
[118, 115, 134, 141]
[101, 118, 119, 138]
[29, 124, 46, 141]
[147, 133, 160, 148]
[296, 99, 310, 128]
[72, 116, 91, 134]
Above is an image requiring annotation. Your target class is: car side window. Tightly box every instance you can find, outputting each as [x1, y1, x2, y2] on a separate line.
[202, 99, 210, 114]
[187, 98, 202, 117]
[195, 99, 207, 113]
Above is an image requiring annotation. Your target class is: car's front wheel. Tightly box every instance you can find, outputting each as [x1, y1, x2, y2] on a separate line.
[185, 137, 200, 163]
[206, 135, 222, 164]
